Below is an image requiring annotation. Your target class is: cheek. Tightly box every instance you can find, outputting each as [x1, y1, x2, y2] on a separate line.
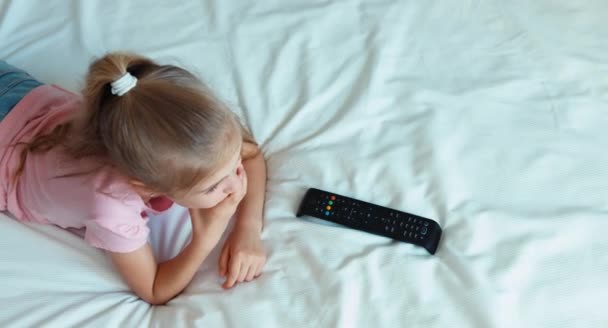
[196, 195, 223, 209]
[178, 193, 223, 209]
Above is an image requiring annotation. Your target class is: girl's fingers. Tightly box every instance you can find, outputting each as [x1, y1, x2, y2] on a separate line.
[219, 246, 229, 277]
[254, 263, 263, 277]
[236, 261, 248, 283]
[223, 256, 241, 289]
[245, 264, 257, 281]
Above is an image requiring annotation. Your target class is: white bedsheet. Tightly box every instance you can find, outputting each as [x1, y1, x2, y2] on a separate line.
[1, 0, 607, 327]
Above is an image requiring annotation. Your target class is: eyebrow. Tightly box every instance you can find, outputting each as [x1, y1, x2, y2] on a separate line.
[202, 149, 242, 193]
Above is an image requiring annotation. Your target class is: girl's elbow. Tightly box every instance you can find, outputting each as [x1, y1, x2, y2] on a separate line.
[146, 297, 169, 306]
[136, 287, 172, 305]
[140, 292, 170, 305]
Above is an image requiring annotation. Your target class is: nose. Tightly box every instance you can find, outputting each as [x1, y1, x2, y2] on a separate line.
[222, 176, 238, 194]
[224, 162, 245, 194]
[222, 166, 244, 194]
[236, 163, 244, 177]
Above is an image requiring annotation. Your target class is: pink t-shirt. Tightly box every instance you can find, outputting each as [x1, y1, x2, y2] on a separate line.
[0, 85, 173, 253]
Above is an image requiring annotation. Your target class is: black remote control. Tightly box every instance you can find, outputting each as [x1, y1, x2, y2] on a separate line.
[296, 188, 442, 254]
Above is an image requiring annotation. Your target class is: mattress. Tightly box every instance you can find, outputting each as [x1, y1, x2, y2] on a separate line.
[1, 0, 607, 327]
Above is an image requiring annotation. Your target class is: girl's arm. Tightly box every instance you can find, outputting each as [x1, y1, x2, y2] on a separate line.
[235, 142, 266, 232]
[219, 142, 268, 288]
[109, 237, 213, 305]
[109, 190, 245, 305]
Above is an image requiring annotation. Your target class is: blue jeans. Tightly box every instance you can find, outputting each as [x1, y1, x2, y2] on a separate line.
[0, 61, 43, 121]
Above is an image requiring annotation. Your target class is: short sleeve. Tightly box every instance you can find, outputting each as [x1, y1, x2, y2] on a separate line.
[84, 217, 150, 253]
[83, 188, 150, 253]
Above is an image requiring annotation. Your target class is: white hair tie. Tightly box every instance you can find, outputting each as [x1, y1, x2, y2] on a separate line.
[110, 72, 138, 96]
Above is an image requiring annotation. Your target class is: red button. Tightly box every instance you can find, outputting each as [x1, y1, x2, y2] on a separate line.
[330, 195, 336, 200]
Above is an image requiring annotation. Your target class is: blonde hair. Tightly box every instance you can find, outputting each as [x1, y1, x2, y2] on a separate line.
[16, 52, 256, 195]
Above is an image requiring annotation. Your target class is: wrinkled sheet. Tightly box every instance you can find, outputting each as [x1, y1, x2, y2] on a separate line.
[1, 0, 607, 327]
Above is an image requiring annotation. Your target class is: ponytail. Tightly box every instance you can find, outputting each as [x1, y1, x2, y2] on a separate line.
[74, 53, 157, 159]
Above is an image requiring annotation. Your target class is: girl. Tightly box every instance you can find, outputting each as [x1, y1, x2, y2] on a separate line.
[0, 53, 267, 305]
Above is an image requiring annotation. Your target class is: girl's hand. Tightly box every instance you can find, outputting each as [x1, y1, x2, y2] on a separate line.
[219, 224, 266, 289]
[189, 178, 247, 248]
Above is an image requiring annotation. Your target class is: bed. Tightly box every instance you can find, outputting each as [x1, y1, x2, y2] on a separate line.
[1, 0, 607, 327]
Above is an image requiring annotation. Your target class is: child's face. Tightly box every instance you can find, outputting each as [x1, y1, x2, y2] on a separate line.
[172, 146, 245, 209]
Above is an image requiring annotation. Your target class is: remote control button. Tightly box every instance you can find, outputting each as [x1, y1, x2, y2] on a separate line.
[325, 211, 330, 216]
[331, 195, 336, 200]
[326, 206, 331, 210]
[421, 227, 428, 235]
[424, 222, 429, 227]
[328, 201, 333, 205]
